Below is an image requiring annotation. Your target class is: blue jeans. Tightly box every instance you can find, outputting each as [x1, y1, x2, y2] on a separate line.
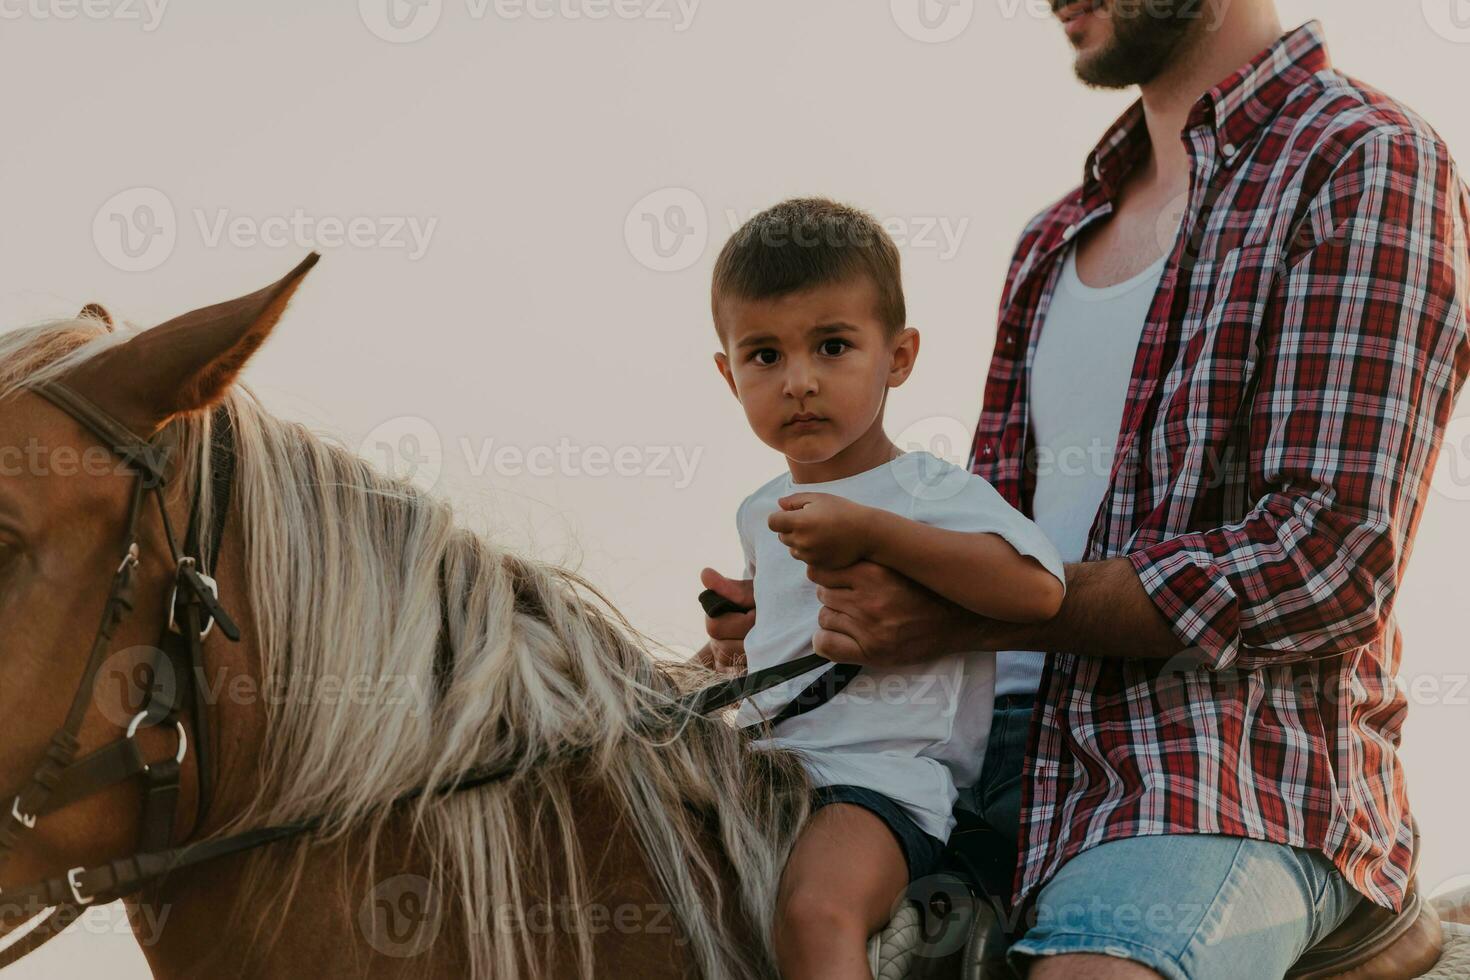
[1008, 833, 1363, 980]
[960, 693, 1034, 846]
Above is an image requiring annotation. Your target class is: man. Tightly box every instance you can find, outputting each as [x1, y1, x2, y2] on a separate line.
[702, 1, 1470, 977]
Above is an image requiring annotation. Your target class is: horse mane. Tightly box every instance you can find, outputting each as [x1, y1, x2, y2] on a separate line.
[1, 318, 810, 980]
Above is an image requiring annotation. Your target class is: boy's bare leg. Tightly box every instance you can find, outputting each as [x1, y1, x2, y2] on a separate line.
[774, 802, 910, 980]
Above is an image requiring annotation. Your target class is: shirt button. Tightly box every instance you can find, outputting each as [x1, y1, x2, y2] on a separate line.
[981, 445, 993, 457]
[1222, 142, 1238, 159]
[1062, 224, 1077, 241]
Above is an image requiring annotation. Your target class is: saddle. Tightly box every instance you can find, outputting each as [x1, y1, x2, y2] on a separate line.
[872, 813, 1446, 979]
[1284, 822, 1443, 980]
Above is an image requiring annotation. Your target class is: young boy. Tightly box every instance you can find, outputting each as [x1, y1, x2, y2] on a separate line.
[698, 198, 1067, 980]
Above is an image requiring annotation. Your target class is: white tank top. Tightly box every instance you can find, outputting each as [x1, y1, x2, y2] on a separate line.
[995, 244, 1168, 696]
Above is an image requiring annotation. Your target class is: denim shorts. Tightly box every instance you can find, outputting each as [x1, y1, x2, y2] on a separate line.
[1008, 833, 1363, 980]
[810, 783, 946, 882]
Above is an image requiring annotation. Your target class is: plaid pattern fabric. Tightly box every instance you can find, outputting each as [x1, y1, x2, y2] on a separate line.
[969, 20, 1470, 913]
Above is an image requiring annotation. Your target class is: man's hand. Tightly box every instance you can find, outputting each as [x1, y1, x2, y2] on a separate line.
[807, 559, 984, 667]
[699, 566, 754, 672]
[768, 492, 875, 570]
[809, 557, 1184, 667]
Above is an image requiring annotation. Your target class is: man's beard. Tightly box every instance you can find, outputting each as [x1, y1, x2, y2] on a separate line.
[1067, 0, 1206, 89]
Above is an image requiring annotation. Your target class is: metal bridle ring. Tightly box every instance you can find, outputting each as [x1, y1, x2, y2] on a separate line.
[125, 711, 189, 768]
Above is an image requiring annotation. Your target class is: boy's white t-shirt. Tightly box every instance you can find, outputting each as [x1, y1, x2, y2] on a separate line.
[733, 450, 1066, 841]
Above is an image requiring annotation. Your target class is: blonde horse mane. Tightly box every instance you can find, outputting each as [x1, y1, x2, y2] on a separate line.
[1, 318, 810, 979]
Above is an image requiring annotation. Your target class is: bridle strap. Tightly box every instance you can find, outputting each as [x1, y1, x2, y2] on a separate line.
[163, 404, 237, 827]
[1, 383, 239, 964]
[0, 483, 144, 858]
[29, 382, 170, 489]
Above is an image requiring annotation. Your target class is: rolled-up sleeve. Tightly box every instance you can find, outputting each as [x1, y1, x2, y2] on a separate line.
[1128, 132, 1470, 670]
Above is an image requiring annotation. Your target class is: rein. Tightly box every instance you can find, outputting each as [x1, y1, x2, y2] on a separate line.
[0, 381, 831, 965]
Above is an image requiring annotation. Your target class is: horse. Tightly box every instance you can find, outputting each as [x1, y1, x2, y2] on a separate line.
[5, 255, 1468, 980]
[0, 255, 813, 979]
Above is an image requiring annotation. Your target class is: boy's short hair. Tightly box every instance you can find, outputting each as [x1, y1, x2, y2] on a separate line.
[711, 198, 906, 339]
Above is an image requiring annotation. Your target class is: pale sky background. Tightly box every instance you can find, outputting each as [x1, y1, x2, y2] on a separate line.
[2, 1, 1469, 974]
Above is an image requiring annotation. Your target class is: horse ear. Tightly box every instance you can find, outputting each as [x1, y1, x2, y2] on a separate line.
[78, 303, 115, 330]
[65, 253, 320, 435]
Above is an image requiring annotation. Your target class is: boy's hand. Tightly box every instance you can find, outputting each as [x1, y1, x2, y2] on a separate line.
[700, 567, 754, 672]
[769, 493, 876, 570]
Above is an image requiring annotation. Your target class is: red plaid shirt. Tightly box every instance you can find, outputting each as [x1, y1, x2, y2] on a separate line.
[970, 20, 1470, 913]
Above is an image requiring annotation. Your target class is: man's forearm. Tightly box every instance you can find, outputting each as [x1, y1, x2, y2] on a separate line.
[955, 557, 1185, 660]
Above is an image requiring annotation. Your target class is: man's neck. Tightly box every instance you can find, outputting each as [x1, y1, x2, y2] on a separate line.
[1136, 4, 1286, 188]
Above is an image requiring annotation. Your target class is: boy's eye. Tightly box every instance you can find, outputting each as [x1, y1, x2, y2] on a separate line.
[818, 339, 851, 356]
[751, 349, 780, 366]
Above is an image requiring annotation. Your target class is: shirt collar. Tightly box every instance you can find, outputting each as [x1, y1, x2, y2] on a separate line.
[1084, 20, 1332, 199]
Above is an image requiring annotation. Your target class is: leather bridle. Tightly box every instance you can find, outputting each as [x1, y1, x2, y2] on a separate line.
[0, 378, 842, 967]
[0, 379, 240, 960]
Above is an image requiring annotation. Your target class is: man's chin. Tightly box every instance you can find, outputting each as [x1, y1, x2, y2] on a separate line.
[1067, 10, 1202, 89]
[1065, 23, 1132, 89]
[1074, 49, 1137, 90]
